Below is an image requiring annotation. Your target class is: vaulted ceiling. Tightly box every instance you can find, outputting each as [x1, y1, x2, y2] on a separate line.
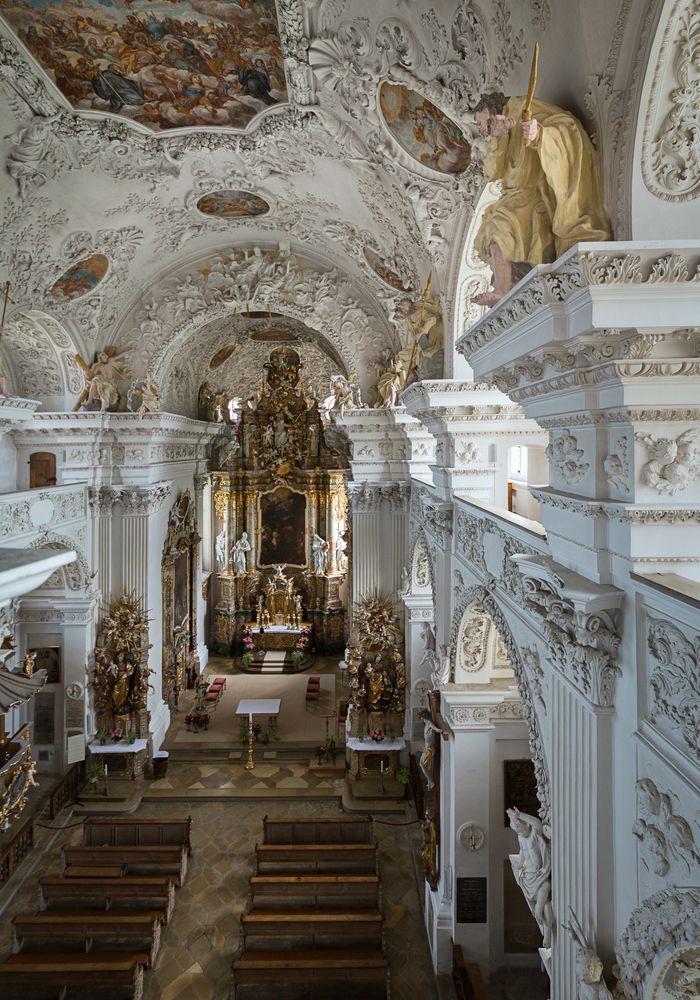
[0, 0, 646, 411]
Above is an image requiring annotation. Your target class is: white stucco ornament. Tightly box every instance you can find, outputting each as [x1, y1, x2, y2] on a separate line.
[457, 822, 486, 852]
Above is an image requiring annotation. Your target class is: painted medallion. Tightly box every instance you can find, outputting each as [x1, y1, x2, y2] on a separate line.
[197, 190, 270, 219]
[379, 83, 471, 175]
[364, 248, 412, 291]
[0, 1, 287, 133]
[50, 254, 110, 302]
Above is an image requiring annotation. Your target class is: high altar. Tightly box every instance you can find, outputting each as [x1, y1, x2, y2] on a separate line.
[210, 347, 348, 654]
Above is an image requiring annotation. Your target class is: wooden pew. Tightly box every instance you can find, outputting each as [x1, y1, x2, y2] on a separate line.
[63, 865, 124, 879]
[83, 817, 192, 853]
[255, 843, 378, 874]
[0, 950, 150, 1000]
[64, 844, 188, 881]
[232, 948, 388, 1000]
[262, 816, 373, 845]
[241, 909, 384, 951]
[12, 911, 164, 965]
[39, 875, 176, 921]
[249, 874, 380, 911]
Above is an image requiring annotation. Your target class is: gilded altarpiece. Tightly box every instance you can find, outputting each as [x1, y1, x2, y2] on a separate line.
[162, 491, 200, 708]
[210, 347, 348, 654]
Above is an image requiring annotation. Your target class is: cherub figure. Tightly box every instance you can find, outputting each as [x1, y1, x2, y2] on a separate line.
[563, 908, 613, 1000]
[636, 430, 700, 496]
[134, 380, 160, 418]
[74, 348, 134, 412]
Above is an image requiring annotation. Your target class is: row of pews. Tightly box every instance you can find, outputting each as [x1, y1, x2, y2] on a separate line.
[0, 816, 192, 1000]
[233, 815, 389, 1000]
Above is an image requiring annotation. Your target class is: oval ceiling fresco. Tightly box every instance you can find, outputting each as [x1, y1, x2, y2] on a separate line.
[49, 254, 110, 302]
[379, 83, 471, 175]
[1, 0, 287, 134]
[196, 190, 270, 219]
[363, 248, 413, 292]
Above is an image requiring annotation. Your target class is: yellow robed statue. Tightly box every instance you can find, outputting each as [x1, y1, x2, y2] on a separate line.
[471, 51, 611, 306]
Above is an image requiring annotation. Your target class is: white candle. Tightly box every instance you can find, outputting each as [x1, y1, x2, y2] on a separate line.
[380, 761, 384, 773]
[248, 712, 253, 728]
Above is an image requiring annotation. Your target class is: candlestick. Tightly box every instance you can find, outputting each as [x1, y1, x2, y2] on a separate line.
[245, 712, 255, 770]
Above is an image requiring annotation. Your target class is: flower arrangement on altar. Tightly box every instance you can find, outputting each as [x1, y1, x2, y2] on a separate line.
[185, 712, 210, 731]
[241, 626, 255, 668]
[110, 727, 124, 743]
[292, 626, 312, 667]
[369, 728, 385, 743]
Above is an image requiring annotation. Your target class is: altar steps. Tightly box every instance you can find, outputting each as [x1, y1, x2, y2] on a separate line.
[162, 744, 343, 763]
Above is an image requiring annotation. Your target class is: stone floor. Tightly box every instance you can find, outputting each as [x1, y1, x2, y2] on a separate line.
[146, 760, 345, 799]
[0, 798, 440, 1000]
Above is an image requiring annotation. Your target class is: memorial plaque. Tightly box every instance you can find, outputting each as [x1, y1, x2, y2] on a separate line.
[65, 697, 85, 730]
[456, 876, 487, 923]
[34, 691, 55, 744]
[504, 759, 540, 825]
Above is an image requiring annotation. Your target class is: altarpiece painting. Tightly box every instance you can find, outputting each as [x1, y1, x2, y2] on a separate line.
[259, 487, 307, 567]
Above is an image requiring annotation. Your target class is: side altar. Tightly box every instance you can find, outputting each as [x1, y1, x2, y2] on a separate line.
[209, 346, 349, 655]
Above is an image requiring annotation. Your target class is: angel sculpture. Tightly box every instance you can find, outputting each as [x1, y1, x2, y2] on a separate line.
[319, 374, 355, 423]
[133, 380, 160, 418]
[73, 348, 134, 412]
[636, 430, 700, 496]
[563, 908, 614, 1000]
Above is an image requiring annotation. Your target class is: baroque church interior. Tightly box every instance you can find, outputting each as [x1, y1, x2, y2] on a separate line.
[0, 1, 699, 998]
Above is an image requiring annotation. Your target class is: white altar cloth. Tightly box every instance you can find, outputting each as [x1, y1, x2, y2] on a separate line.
[346, 737, 405, 752]
[236, 699, 281, 716]
[88, 740, 148, 754]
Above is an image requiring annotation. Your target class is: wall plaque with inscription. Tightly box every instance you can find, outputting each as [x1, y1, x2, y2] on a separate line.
[456, 876, 487, 923]
[65, 697, 85, 731]
[34, 691, 55, 744]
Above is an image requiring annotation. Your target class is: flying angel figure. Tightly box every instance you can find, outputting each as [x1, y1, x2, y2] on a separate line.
[636, 429, 700, 495]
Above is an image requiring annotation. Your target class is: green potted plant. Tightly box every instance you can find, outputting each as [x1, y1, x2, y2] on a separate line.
[398, 766, 410, 787]
[291, 649, 303, 668]
[126, 731, 137, 745]
[96, 729, 108, 746]
[241, 651, 254, 669]
[85, 761, 102, 790]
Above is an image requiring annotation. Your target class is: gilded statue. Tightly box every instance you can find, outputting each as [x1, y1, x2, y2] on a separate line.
[418, 708, 443, 790]
[110, 652, 136, 712]
[471, 90, 610, 305]
[364, 661, 385, 711]
[421, 812, 438, 881]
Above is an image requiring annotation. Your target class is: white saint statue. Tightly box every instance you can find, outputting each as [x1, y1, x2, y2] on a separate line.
[232, 531, 251, 575]
[310, 533, 329, 575]
[215, 528, 227, 569]
[507, 807, 553, 947]
[431, 644, 452, 689]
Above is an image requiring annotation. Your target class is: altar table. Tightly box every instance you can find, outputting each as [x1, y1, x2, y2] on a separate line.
[236, 698, 281, 735]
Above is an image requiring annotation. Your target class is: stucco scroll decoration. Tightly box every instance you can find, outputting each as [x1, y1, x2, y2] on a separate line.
[412, 534, 433, 591]
[634, 776, 700, 880]
[455, 603, 492, 674]
[646, 616, 700, 761]
[447, 583, 550, 822]
[512, 555, 622, 710]
[614, 887, 700, 1000]
[643, 0, 700, 202]
[126, 246, 391, 394]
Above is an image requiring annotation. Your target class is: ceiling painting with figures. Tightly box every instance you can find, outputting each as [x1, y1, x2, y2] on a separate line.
[0, 0, 287, 131]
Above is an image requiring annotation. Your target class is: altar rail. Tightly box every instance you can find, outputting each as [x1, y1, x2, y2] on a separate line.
[0, 815, 34, 887]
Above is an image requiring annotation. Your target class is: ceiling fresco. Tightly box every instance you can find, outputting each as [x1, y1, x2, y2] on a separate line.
[196, 189, 270, 218]
[379, 82, 471, 176]
[0, 0, 287, 132]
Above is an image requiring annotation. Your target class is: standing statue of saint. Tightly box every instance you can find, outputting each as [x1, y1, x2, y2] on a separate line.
[310, 533, 329, 575]
[418, 708, 443, 790]
[232, 531, 251, 575]
[507, 807, 554, 947]
[215, 528, 227, 569]
[470, 91, 610, 306]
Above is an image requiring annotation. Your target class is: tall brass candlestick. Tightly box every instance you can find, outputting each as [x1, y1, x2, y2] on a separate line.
[245, 712, 255, 770]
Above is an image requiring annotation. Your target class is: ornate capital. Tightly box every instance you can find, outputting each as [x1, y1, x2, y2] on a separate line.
[347, 480, 410, 513]
[512, 554, 623, 709]
[116, 483, 172, 516]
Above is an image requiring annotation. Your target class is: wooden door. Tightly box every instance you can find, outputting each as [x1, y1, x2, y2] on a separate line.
[29, 452, 57, 489]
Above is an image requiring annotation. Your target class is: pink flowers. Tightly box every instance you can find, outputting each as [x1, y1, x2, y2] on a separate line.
[296, 627, 312, 652]
[110, 727, 123, 742]
[369, 728, 385, 742]
[241, 626, 255, 651]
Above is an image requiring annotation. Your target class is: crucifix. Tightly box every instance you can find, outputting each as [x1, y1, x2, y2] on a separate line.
[0, 281, 15, 336]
